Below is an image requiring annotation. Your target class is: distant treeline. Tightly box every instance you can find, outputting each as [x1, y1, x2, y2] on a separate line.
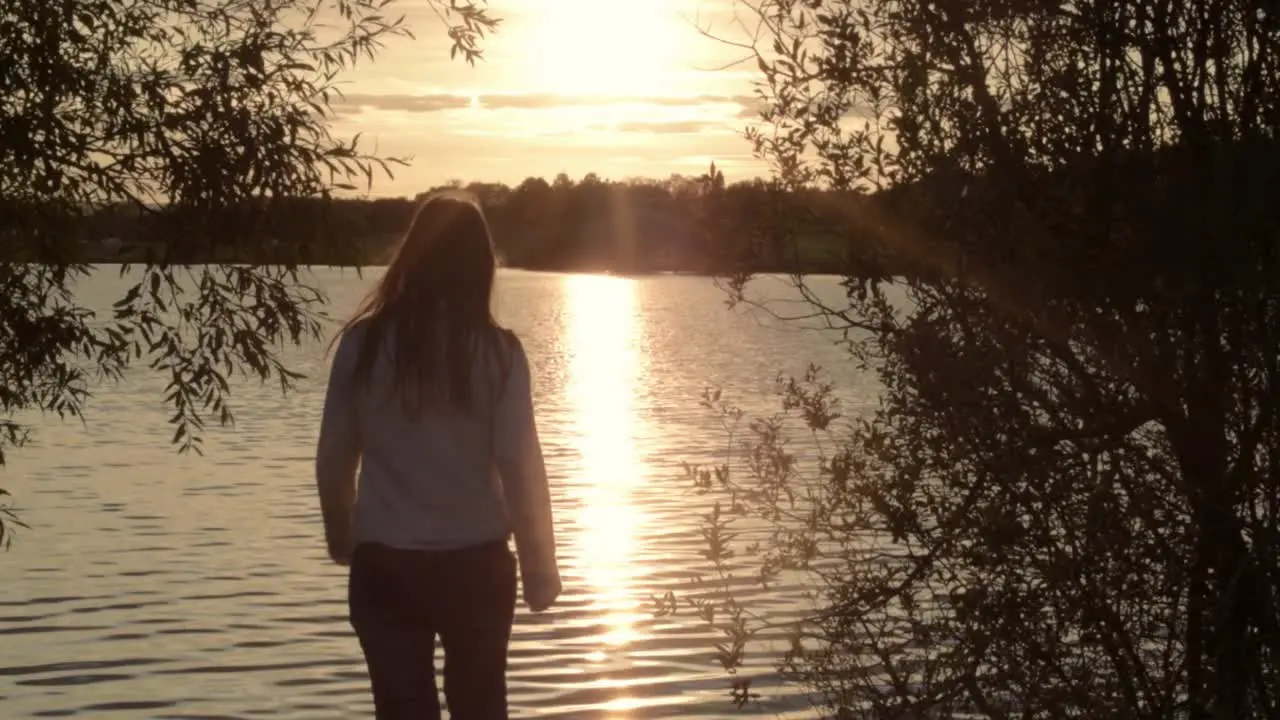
[19, 169, 884, 275]
[355, 171, 865, 274]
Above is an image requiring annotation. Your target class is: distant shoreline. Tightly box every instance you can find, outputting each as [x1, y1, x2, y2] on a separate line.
[20, 174, 866, 276]
[58, 258, 849, 278]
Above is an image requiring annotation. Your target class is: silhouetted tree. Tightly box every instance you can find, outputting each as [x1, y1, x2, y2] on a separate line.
[552, 172, 574, 192]
[0, 0, 498, 547]
[671, 1, 1280, 718]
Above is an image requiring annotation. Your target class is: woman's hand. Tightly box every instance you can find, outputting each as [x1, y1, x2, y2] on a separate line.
[522, 571, 562, 613]
[327, 532, 354, 567]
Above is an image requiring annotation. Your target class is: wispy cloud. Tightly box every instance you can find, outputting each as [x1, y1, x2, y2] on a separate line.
[614, 120, 730, 134]
[338, 93, 473, 113]
[336, 91, 759, 114]
[479, 93, 756, 111]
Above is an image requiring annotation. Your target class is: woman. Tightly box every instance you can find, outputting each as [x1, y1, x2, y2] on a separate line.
[314, 190, 561, 720]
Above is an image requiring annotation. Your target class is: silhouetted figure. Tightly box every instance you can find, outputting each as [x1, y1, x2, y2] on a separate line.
[315, 189, 562, 719]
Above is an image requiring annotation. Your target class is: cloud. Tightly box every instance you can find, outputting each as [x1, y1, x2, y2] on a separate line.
[735, 94, 766, 118]
[613, 120, 730, 134]
[334, 91, 760, 114]
[479, 93, 757, 111]
[337, 92, 473, 113]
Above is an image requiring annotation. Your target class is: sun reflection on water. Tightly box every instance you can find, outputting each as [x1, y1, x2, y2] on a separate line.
[564, 273, 645, 656]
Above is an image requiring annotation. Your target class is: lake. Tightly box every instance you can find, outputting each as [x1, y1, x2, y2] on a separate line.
[0, 267, 878, 719]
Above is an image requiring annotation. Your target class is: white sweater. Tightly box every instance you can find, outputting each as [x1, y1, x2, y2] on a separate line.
[315, 320, 559, 580]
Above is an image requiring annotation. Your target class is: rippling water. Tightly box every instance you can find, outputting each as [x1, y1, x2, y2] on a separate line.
[2, 268, 879, 719]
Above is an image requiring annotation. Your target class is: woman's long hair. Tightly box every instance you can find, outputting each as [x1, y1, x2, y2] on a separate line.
[336, 189, 504, 415]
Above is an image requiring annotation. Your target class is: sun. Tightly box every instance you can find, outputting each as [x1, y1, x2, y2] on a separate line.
[522, 0, 688, 97]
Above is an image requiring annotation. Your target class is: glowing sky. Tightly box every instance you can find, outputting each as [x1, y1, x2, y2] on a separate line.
[333, 0, 767, 195]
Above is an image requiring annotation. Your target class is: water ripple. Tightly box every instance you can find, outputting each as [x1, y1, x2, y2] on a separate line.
[2, 269, 871, 719]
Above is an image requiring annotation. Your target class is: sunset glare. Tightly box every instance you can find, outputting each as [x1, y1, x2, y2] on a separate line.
[524, 0, 685, 97]
[564, 274, 646, 652]
[336, 0, 762, 193]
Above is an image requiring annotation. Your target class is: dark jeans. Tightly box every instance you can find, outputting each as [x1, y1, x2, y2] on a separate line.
[348, 540, 518, 720]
